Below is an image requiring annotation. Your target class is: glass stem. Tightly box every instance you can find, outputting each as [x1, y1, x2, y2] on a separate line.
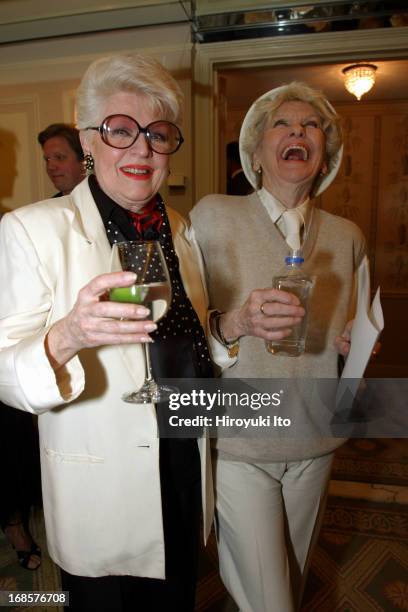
[143, 342, 154, 383]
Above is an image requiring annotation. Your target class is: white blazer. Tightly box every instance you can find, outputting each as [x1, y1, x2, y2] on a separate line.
[0, 179, 214, 578]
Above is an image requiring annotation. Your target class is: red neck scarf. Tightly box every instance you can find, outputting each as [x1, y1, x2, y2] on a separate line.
[127, 196, 163, 237]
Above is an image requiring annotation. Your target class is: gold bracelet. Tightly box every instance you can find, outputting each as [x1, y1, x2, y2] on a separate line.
[212, 311, 240, 358]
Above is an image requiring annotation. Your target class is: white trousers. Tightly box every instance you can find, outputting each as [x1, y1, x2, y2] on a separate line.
[214, 453, 334, 612]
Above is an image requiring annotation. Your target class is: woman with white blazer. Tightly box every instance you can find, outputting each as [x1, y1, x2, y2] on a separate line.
[0, 54, 213, 612]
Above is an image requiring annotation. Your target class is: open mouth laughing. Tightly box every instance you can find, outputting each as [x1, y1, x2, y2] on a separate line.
[281, 144, 309, 161]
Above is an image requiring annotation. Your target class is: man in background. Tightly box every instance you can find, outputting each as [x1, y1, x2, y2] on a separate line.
[38, 123, 84, 196]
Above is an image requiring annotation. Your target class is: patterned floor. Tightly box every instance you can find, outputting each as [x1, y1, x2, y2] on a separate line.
[301, 496, 408, 612]
[332, 438, 408, 486]
[195, 494, 408, 612]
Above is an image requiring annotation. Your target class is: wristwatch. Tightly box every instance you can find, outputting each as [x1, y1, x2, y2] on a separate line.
[212, 311, 240, 358]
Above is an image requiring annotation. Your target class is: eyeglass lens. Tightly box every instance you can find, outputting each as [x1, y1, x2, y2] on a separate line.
[102, 115, 182, 153]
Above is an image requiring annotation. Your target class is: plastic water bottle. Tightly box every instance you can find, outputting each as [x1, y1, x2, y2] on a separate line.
[266, 254, 313, 357]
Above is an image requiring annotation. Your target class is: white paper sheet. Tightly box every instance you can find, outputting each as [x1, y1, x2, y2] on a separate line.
[341, 256, 384, 379]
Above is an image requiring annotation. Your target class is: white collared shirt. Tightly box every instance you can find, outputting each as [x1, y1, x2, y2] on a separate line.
[257, 187, 310, 242]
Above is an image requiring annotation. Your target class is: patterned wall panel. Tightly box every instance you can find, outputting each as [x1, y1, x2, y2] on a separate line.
[375, 112, 408, 295]
[319, 102, 408, 297]
[319, 114, 375, 244]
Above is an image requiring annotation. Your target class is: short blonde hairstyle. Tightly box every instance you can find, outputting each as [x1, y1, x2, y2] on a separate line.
[76, 54, 183, 131]
[240, 81, 343, 194]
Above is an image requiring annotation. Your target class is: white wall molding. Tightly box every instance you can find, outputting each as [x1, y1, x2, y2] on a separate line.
[0, 1, 189, 43]
[0, 25, 192, 84]
[0, 0, 182, 24]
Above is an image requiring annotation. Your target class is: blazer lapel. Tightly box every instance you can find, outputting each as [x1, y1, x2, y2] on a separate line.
[168, 209, 208, 327]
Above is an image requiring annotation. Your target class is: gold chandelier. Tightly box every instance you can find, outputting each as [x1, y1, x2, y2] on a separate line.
[342, 63, 377, 101]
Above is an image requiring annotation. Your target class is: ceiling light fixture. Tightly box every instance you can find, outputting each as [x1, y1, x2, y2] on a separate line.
[342, 63, 377, 101]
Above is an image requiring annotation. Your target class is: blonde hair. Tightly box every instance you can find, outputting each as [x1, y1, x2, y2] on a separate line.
[241, 81, 342, 193]
[76, 54, 183, 132]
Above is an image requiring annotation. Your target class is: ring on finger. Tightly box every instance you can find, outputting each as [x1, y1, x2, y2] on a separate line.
[260, 302, 267, 315]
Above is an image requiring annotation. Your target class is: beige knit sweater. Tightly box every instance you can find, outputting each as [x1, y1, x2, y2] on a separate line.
[191, 192, 366, 462]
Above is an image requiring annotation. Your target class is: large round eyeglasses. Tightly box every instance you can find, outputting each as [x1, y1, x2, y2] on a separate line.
[85, 114, 184, 155]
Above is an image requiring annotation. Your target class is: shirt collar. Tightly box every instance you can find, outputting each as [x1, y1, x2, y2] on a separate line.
[88, 173, 139, 241]
[257, 187, 310, 226]
[88, 174, 128, 226]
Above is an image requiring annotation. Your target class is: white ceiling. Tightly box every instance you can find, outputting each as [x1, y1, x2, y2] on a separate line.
[222, 58, 408, 108]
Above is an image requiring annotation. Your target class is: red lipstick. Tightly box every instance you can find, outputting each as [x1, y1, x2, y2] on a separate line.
[119, 165, 153, 181]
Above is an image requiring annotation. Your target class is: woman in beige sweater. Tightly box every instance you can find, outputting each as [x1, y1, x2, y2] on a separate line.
[191, 82, 366, 612]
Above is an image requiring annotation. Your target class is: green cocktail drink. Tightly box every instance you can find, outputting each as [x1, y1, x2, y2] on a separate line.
[109, 285, 148, 304]
[109, 282, 170, 321]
